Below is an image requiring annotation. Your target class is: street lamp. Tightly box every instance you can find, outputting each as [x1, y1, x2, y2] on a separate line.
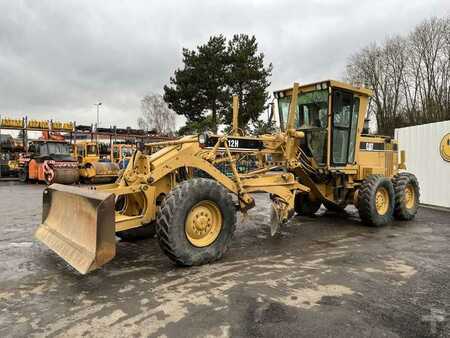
[94, 102, 102, 128]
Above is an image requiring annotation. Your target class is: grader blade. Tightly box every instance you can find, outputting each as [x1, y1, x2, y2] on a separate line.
[35, 184, 116, 274]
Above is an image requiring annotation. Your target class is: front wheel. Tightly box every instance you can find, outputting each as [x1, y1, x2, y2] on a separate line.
[156, 178, 236, 266]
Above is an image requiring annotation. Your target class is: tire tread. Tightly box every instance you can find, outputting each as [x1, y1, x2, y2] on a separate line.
[156, 178, 236, 266]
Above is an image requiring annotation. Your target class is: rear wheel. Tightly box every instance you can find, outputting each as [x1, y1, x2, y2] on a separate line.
[392, 173, 420, 220]
[294, 193, 321, 216]
[156, 178, 236, 266]
[357, 175, 395, 227]
[19, 167, 28, 183]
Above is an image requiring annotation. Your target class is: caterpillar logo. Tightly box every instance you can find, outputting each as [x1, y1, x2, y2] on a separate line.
[440, 133, 450, 162]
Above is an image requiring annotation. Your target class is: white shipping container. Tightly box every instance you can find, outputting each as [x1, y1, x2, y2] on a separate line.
[395, 120, 450, 208]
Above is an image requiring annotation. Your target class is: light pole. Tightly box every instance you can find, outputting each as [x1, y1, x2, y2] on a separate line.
[94, 102, 102, 129]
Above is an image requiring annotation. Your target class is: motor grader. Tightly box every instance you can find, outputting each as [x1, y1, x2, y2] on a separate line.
[72, 141, 119, 184]
[35, 80, 420, 274]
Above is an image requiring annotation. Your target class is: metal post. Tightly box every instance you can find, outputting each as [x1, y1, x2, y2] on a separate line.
[94, 102, 102, 127]
[24, 116, 28, 152]
[232, 95, 239, 135]
[109, 135, 112, 162]
[94, 102, 102, 142]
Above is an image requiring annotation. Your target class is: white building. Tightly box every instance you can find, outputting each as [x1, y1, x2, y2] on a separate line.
[395, 120, 450, 208]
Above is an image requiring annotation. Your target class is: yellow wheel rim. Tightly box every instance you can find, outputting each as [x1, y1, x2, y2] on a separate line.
[375, 187, 389, 215]
[185, 201, 222, 247]
[404, 184, 415, 209]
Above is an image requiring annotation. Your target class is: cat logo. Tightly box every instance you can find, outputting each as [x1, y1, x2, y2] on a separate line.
[440, 133, 450, 162]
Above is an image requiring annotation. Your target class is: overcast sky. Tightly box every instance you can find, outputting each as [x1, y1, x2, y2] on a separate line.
[1, 0, 449, 132]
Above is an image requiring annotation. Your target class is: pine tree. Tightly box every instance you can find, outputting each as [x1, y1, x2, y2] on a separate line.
[164, 34, 272, 134]
[225, 34, 273, 128]
[164, 35, 229, 132]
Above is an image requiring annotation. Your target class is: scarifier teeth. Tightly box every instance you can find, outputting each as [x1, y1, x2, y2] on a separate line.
[270, 203, 280, 236]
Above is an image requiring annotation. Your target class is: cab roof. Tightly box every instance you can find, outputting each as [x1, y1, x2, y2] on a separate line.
[273, 80, 373, 98]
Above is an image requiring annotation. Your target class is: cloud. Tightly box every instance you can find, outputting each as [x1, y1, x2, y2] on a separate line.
[0, 0, 449, 130]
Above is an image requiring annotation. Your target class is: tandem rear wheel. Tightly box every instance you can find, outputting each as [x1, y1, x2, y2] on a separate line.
[357, 175, 395, 227]
[357, 173, 420, 227]
[392, 172, 420, 220]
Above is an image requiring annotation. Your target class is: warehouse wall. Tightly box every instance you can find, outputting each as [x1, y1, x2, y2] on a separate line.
[395, 120, 450, 208]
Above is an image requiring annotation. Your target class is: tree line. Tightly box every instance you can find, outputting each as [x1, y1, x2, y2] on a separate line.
[346, 16, 450, 136]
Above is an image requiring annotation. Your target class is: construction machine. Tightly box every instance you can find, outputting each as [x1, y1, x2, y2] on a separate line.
[19, 139, 79, 184]
[0, 134, 23, 178]
[35, 80, 419, 274]
[73, 141, 119, 184]
[111, 143, 135, 169]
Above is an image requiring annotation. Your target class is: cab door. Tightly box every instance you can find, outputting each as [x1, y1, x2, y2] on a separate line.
[331, 90, 359, 167]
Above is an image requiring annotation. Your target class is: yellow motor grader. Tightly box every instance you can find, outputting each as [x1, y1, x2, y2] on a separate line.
[35, 80, 420, 274]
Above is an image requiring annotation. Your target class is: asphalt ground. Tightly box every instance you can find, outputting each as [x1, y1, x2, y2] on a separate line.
[0, 181, 449, 337]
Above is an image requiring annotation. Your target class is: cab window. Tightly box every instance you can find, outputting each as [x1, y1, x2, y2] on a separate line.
[86, 144, 97, 156]
[331, 91, 359, 166]
[277, 89, 329, 166]
[297, 90, 328, 129]
[277, 90, 328, 130]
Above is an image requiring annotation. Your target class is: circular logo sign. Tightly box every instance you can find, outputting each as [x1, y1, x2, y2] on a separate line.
[440, 133, 450, 162]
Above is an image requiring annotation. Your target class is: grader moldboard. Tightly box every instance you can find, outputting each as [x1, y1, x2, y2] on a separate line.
[35, 80, 420, 274]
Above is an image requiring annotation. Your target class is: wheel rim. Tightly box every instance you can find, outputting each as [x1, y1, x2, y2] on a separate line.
[185, 200, 222, 247]
[375, 187, 389, 215]
[404, 184, 415, 209]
